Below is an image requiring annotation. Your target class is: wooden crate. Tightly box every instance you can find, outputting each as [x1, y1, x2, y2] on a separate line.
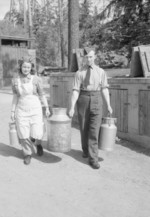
[130, 45, 150, 78]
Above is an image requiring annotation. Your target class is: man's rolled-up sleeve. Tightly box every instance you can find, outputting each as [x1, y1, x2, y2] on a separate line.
[101, 70, 109, 89]
[72, 71, 81, 91]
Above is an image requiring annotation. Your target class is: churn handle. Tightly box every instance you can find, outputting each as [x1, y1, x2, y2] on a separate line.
[107, 112, 112, 118]
[107, 112, 117, 125]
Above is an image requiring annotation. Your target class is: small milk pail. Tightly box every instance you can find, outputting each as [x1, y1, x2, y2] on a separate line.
[99, 116, 117, 151]
[47, 108, 71, 152]
[9, 122, 19, 146]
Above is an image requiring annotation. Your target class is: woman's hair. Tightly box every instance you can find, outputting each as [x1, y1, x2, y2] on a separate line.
[18, 56, 35, 75]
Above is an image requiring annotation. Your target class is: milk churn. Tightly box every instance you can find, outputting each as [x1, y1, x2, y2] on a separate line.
[9, 122, 19, 146]
[99, 116, 117, 151]
[47, 108, 71, 152]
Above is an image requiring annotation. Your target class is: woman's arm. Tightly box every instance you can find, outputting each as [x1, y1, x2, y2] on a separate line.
[36, 76, 51, 117]
[11, 94, 18, 112]
[11, 94, 18, 121]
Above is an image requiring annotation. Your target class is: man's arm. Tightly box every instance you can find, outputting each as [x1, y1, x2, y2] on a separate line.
[101, 88, 113, 114]
[68, 90, 80, 118]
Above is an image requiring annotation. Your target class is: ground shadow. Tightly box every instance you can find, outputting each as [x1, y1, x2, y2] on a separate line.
[35, 150, 62, 164]
[98, 156, 104, 162]
[66, 149, 104, 165]
[0, 143, 22, 159]
[0, 143, 62, 164]
[117, 139, 150, 157]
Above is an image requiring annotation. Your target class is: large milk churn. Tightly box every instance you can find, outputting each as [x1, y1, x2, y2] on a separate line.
[47, 108, 71, 152]
[9, 122, 19, 146]
[99, 116, 117, 151]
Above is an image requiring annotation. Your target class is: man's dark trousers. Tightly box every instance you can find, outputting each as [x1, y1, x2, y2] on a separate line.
[77, 90, 102, 163]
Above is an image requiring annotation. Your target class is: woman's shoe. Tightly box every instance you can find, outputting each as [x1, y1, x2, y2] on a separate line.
[24, 155, 31, 165]
[89, 161, 100, 169]
[30, 137, 35, 143]
[37, 144, 43, 156]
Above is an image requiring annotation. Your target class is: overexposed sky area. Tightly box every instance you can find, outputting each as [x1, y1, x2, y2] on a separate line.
[0, 0, 109, 20]
[0, 0, 10, 20]
[0, 0, 44, 20]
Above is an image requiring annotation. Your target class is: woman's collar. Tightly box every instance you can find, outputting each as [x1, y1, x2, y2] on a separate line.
[20, 73, 31, 79]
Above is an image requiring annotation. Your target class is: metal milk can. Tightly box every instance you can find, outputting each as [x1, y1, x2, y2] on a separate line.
[9, 122, 19, 146]
[99, 116, 117, 151]
[47, 108, 71, 152]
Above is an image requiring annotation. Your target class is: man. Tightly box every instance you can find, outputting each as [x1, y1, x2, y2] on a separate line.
[69, 47, 113, 169]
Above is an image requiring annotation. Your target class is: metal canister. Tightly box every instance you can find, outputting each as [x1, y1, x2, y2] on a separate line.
[47, 108, 71, 152]
[99, 117, 117, 151]
[9, 122, 19, 146]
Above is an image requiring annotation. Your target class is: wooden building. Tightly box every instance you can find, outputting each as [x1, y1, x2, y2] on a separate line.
[0, 35, 35, 87]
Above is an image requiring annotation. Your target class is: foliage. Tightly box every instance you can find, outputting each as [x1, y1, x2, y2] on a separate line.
[79, 0, 150, 67]
[32, 0, 68, 67]
[79, 0, 95, 47]
[1, 0, 150, 68]
[0, 20, 27, 37]
[35, 25, 59, 66]
[1, 0, 68, 67]
[31, 1, 58, 66]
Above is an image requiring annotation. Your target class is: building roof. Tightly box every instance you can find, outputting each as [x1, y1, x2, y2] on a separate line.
[0, 35, 34, 41]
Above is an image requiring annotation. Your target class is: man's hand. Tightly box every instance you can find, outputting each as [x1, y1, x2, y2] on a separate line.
[107, 105, 113, 115]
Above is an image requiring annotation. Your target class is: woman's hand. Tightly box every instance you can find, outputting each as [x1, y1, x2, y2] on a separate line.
[45, 107, 51, 118]
[11, 111, 16, 122]
[68, 107, 75, 118]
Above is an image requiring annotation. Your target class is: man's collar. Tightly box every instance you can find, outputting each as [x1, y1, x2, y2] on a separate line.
[87, 64, 95, 69]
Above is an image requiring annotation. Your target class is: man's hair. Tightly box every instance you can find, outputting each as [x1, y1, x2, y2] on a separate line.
[84, 47, 95, 55]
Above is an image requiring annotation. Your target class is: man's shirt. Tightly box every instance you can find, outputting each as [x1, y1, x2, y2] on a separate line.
[73, 64, 109, 91]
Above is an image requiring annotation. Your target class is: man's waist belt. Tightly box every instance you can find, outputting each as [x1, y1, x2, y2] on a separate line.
[80, 90, 101, 96]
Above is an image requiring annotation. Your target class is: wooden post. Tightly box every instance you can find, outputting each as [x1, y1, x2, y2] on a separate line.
[23, 0, 27, 29]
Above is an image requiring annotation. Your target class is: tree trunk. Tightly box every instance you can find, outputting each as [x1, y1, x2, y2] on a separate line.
[68, 0, 79, 71]
[23, 0, 27, 29]
[58, 0, 65, 67]
[28, 0, 32, 48]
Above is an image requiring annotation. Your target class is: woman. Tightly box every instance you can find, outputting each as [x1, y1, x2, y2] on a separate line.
[11, 56, 50, 165]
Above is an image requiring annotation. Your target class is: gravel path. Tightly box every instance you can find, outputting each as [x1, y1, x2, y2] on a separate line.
[0, 91, 150, 217]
